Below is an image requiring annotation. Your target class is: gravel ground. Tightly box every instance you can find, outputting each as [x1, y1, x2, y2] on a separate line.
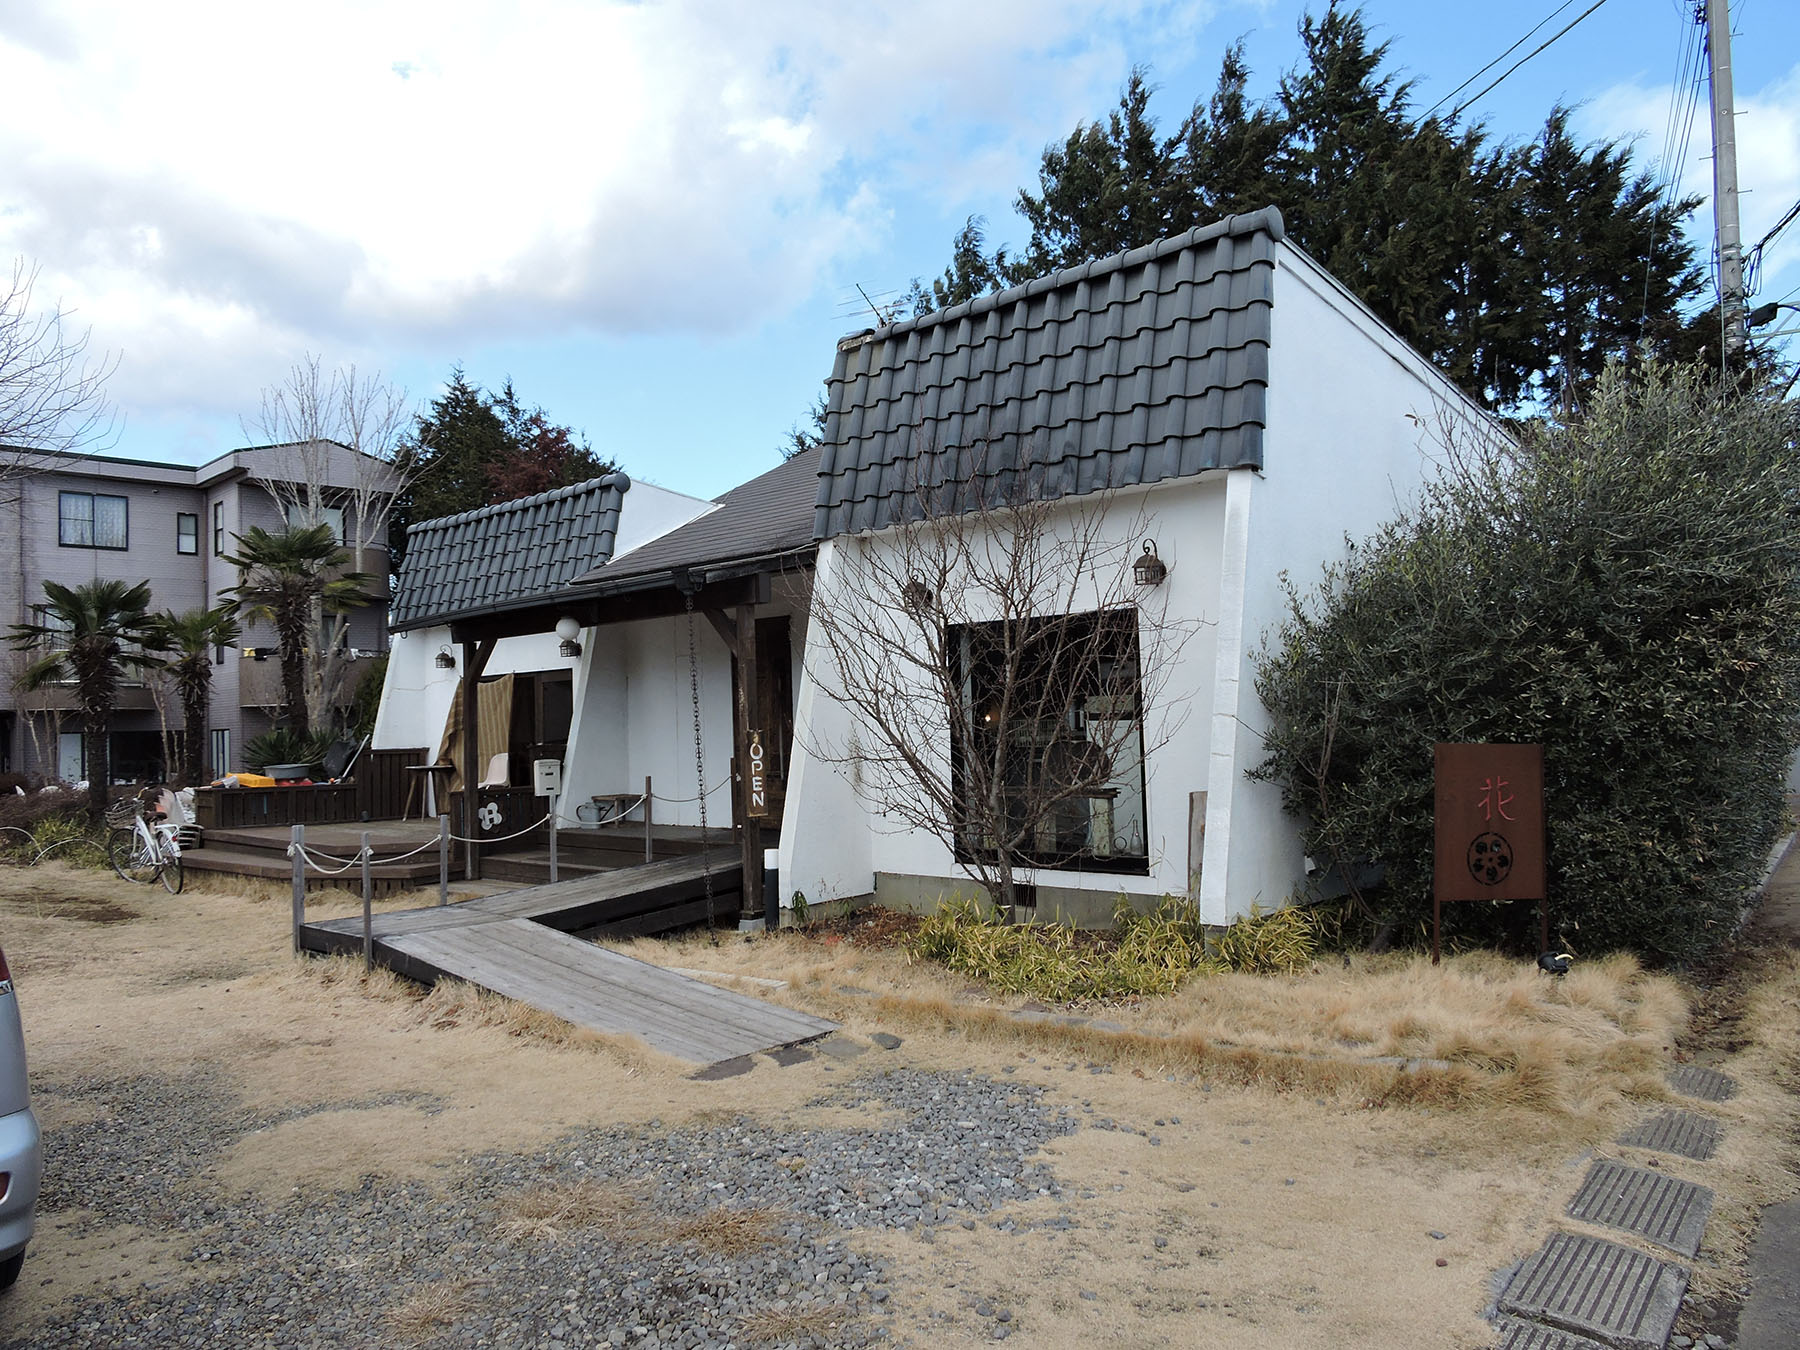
[2, 1063, 1081, 1349]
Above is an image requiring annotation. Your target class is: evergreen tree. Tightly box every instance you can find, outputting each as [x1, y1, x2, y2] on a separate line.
[906, 2, 1705, 415]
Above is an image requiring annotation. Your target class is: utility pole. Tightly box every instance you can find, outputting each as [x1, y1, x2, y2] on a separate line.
[1705, 0, 1747, 360]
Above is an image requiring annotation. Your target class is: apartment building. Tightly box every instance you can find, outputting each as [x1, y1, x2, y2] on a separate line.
[1, 440, 392, 783]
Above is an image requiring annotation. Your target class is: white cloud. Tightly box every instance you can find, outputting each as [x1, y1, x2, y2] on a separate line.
[1582, 62, 1800, 322]
[0, 0, 1200, 426]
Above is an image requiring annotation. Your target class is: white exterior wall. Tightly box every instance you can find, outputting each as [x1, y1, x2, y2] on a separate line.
[371, 479, 713, 762]
[1202, 247, 1498, 919]
[781, 475, 1229, 910]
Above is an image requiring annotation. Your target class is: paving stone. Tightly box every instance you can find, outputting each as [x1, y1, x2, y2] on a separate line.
[1496, 1232, 1689, 1350]
[1490, 1317, 1611, 1349]
[765, 1045, 814, 1067]
[816, 1034, 868, 1061]
[1567, 1160, 1714, 1258]
[688, 1055, 754, 1081]
[1666, 1065, 1736, 1102]
[1617, 1109, 1722, 1161]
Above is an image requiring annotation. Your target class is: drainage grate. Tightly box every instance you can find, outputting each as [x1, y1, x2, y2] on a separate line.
[1496, 1232, 1689, 1350]
[1490, 1317, 1611, 1350]
[1567, 1160, 1714, 1257]
[1617, 1109, 1722, 1161]
[1666, 1064, 1735, 1101]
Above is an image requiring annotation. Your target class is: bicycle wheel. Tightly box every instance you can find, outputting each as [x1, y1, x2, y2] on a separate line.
[158, 849, 183, 894]
[107, 828, 157, 885]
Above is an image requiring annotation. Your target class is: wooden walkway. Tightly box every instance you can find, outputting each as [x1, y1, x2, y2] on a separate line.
[297, 852, 835, 1065]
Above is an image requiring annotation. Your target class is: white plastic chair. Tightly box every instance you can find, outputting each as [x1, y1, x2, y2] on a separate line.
[477, 752, 510, 790]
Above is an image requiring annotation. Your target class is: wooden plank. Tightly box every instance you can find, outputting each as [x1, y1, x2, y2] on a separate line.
[383, 920, 832, 1062]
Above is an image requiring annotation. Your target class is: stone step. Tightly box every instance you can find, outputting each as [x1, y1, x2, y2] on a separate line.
[1496, 1232, 1688, 1350]
[1567, 1160, 1714, 1258]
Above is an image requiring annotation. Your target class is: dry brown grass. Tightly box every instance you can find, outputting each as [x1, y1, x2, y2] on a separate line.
[384, 1277, 482, 1345]
[496, 1177, 786, 1256]
[666, 1205, 785, 1256]
[737, 1305, 845, 1344]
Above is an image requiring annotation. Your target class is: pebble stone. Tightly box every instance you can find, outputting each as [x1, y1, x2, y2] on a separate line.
[8, 1065, 1076, 1348]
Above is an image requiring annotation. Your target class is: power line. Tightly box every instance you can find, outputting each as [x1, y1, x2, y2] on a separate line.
[1423, 0, 1577, 120]
[1447, 0, 1613, 122]
[1642, 5, 1707, 323]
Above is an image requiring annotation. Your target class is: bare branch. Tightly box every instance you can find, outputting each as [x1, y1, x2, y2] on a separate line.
[0, 259, 118, 486]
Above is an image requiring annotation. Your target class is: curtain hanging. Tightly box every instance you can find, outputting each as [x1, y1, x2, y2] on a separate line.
[435, 672, 515, 793]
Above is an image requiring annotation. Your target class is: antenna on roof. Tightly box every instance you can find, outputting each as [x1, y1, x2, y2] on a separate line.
[855, 283, 905, 327]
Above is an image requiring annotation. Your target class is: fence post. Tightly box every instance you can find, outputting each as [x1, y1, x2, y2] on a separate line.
[437, 813, 449, 907]
[644, 774, 653, 863]
[549, 791, 559, 885]
[290, 823, 305, 954]
[361, 830, 373, 976]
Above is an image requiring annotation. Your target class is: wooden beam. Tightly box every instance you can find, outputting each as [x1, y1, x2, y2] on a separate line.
[446, 574, 773, 645]
[460, 637, 495, 882]
[702, 608, 740, 659]
[735, 601, 763, 921]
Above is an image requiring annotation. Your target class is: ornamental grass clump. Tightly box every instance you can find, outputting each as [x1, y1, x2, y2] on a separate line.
[1254, 363, 1800, 963]
[909, 895, 1323, 1001]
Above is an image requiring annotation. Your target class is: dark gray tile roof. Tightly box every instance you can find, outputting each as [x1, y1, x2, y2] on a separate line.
[814, 207, 1282, 538]
[390, 473, 630, 630]
[571, 448, 821, 592]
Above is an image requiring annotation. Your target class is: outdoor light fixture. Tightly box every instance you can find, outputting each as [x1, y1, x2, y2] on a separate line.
[1133, 540, 1168, 587]
[434, 647, 456, 669]
[555, 615, 583, 659]
[901, 578, 934, 615]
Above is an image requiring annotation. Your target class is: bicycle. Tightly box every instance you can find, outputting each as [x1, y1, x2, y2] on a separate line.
[105, 793, 183, 894]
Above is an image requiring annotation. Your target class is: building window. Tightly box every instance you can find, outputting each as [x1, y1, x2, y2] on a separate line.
[285, 503, 346, 545]
[29, 605, 73, 661]
[213, 501, 225, 555]
[177, 512, 199, 555]
[209, 728, 230, 779]
[948, 609, 1149, 874]
[58, 491, 129, 550]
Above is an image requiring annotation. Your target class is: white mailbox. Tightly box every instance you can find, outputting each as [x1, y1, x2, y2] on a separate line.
[532, 758, 563, 797]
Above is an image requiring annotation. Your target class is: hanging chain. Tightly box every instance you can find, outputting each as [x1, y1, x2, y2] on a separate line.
[684, 592, 715, 931]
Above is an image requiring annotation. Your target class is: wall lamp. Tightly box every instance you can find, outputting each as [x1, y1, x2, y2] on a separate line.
[555, 615, 583, 659]
[434, 646, 456, 669]
[1133, 540, 1168, 587]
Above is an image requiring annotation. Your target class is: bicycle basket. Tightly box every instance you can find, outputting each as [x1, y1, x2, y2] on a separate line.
[103, 798, 143, 826]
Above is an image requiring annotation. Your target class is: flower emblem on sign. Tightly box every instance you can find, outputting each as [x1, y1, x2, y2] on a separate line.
[478, 801, 504, 831]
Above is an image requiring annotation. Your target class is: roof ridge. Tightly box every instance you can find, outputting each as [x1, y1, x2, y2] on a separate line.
[836, 206, 1285, 353]
[407, 470, 632, 536]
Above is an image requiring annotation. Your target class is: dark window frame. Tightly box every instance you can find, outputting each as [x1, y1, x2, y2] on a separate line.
[947, 608, 1150, 876]
[58, 490, 129, 551]
[176, 511, 199, 555]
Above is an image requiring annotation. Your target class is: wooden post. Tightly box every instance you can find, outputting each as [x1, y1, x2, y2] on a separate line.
[644, 774, 652, 863]
[458, 637, 494, 882]
[735, 602, 763, 920]
[290, 823, 305, 953]
[548, 791, 559, 885]
[360, 830, 373, 975]
[437, 813, 449, 907]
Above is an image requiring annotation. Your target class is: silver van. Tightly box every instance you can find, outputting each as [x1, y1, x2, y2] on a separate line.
[0, 944, 41, 1289]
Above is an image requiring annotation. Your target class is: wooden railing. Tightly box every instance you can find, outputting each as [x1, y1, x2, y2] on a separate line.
[451, 786, 550, 851]
[354, 747, 424, 820]
[192, 746, 430, 830]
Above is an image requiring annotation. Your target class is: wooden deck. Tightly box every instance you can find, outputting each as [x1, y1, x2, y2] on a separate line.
[296, 852, 833, 1064]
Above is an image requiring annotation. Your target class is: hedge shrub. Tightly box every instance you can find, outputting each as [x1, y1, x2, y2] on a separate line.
[1253, 365, 1800, 963]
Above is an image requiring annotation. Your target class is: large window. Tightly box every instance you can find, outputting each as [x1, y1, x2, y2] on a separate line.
[212, 501, 225, 555]
[177, 512, 199, 554]
[59, 491, 128, 549]
[286, 503, 345, 544]
[949, 609, 1148, 873]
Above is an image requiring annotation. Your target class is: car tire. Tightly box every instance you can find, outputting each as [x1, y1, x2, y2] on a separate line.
[0, 1248, 24, 1291]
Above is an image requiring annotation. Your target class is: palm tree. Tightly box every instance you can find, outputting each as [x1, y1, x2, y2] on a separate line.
[7, 579, 165, 820]
[149, 606, 242, 787]
[221, 522, 375, 738]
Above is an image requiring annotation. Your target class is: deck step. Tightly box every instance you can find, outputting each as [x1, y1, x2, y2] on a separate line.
[181, 844, 457, 894]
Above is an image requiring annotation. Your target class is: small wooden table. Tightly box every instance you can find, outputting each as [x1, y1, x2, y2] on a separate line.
[403, 763, 456, 820]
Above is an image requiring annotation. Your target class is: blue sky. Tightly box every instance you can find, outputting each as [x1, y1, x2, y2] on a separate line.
[2, 1, 1796, 500]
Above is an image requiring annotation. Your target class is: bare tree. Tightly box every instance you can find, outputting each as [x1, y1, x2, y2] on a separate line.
[0, 259, 117, 488]
[241, 355, 417, 732]
[804, 444, 1202, 919]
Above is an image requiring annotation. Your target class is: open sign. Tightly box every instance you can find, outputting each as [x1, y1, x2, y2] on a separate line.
[746, 730, 769, 819]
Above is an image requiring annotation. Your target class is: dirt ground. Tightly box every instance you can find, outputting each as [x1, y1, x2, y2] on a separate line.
[0, 859, 1794, 1348]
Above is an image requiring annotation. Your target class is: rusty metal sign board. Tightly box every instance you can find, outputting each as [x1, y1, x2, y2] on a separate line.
[1434, 743, 1546, 901]
[1433, 743, 1547, 962]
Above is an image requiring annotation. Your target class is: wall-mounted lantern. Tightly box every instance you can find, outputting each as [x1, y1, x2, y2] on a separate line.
[1133, 540, 1168, 587]
[434, 647, 456, 669]
[555, 615, 583, 659]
